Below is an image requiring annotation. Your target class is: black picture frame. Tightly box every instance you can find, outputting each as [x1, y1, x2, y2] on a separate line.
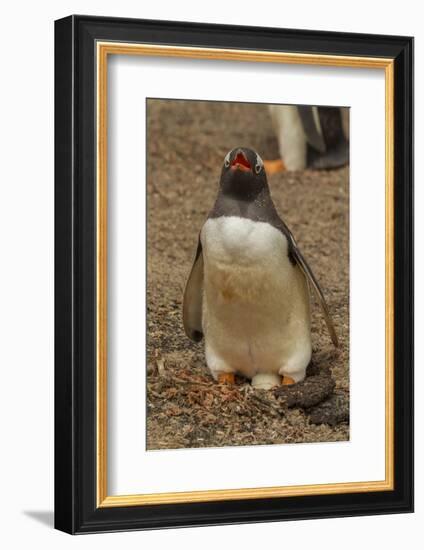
[55, 14, 414, 534]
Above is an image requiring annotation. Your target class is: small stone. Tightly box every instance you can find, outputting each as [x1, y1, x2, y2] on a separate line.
[156, 357, 166, 376]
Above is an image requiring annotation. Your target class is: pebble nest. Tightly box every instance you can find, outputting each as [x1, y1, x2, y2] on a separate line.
[146, 99, 349, 450]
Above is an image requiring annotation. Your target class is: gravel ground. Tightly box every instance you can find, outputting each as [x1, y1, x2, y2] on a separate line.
[146, 99, 349, 450]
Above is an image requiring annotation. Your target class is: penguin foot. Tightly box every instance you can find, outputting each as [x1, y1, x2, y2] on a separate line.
[251, 373, 281, 390]
[217, 372, 235, 385]
[263, 159, 286, 175]
[281, 376, 296, 386]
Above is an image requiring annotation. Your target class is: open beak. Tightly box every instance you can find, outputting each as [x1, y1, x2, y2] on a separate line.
[231, 150, 252, 172]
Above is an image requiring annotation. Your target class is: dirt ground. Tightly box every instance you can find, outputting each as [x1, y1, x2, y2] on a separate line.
[146, 99, 349, 450]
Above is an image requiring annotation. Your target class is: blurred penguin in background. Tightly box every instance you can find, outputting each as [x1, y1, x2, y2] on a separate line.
[264, 105, 349, 174]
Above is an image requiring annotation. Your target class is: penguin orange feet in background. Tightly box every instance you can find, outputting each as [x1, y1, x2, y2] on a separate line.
[282, 376, 296, 386]
[263, 158, 286, 175]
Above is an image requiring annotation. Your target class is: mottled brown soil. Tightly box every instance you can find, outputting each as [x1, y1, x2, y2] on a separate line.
[146, 99, 349, 450]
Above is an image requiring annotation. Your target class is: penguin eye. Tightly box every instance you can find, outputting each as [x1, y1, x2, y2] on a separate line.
[255, 154, 263, 174]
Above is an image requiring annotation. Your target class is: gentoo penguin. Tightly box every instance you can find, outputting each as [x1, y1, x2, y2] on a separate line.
[265, 105, 349, 174]
[183, 147, 338, 390]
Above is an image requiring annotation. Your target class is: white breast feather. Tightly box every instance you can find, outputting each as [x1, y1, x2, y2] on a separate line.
[200, 216, 312, 383]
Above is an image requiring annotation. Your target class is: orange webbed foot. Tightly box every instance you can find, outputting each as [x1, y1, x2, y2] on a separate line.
[217, 373, 236, 385]
[281, 376, 296, 386]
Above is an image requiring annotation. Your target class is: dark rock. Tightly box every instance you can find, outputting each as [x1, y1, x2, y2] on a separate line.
[306, 360, 330, 377]
[308, 393, 350, 426]
[275, 371, 335, 409]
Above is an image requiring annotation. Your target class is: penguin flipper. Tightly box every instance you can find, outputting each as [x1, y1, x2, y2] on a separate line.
[182, 237, 204, 342]
[282, 226, 339, 348]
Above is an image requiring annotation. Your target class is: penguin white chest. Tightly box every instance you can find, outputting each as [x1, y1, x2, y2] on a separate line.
[201, 216, 291, 303]
[200, 216, 312, 382]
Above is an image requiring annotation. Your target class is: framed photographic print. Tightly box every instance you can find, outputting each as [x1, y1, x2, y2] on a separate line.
[54, 15, 414, 534]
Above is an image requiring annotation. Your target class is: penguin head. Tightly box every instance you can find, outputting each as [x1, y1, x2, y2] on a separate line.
[219, 147, 268, 200]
